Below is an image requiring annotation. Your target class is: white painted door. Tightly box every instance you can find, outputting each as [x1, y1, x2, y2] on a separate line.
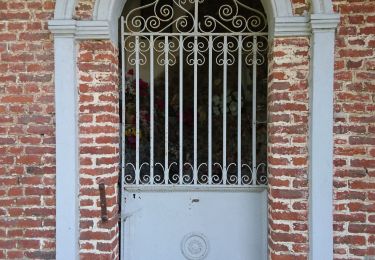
[123, 190, 267, 260]
[120, 0, 269, 259]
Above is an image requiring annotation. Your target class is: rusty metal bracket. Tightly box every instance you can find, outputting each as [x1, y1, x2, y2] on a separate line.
[99, 182, 108, 222]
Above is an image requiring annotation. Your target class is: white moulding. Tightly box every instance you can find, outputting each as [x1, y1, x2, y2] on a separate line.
[48, 19, 111, 40]
[274, 16, 311, 37]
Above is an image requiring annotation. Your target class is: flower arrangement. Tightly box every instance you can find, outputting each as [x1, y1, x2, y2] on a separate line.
[121, 66, 268, 173]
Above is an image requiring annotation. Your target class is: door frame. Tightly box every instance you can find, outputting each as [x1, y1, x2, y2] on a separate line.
[49, 0, 339, 259]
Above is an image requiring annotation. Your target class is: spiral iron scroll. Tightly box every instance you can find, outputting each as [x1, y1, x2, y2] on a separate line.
[124, 162, 268, 185]
[123, 35, 268, 67]
[124, 0, 267, 34]
[122, 0, 268, 188]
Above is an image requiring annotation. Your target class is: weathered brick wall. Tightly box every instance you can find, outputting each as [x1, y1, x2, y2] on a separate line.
[267, 37, 310, 259]
[0, 0, 56, 259]
[332, 0, 375, 258]
[78, 41, 120, 259]
[0, 0, 374, 259]
[74, 0, 95, 20]
[292, 0, 310, 15]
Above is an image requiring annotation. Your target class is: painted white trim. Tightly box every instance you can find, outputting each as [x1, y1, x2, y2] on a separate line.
[312, 0, 335, 14]
[49, 19, 76, 35]
[54, 0, 76, 19]
[76, 21, 111, 39]
[311, 13, 341, 30]
[93, 0, 127, 43]
[49, 19, 111, 40]
[53, 35, 79, 260]
[261, 0, 293, 18]
[308, 13, 340, 260]
[52, 0, 310, 43]
[274, 16, 310, 36]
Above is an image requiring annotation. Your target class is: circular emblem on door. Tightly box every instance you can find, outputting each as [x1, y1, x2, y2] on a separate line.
[181, 233, 209, 260]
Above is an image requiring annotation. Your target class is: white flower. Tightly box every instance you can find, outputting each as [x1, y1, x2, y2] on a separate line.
[213, 95, 221, 105]
[213, 107, 221, 116]
[229, 103, 237, 115]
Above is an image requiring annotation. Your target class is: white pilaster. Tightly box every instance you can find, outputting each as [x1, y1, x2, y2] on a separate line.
[49, 17, 116, 260]
[308, 13, 340, 260]
[49, 22, 79, 260]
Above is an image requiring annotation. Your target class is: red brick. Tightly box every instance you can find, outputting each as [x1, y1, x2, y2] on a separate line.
[271, 232, 307, 243]
[350, 159, 375, 168]
[80, 231, 112, 241]
[0, 12, 30, 20]
[334, 235, 366, 245]
[1, 95, 33, 103]
[271, 189, 306, 199]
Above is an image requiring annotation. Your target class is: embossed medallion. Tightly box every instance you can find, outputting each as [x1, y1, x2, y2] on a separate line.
[181, 233, 209, 260]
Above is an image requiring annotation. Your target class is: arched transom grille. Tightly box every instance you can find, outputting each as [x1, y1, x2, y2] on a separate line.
[121, 0, 268, 188]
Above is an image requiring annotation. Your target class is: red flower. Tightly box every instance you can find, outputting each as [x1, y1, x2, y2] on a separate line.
[127, 69, 134, 76]
[140, 111, 150, 123]
[139, 79, 149, 96]
[183, 109, 193, 126]
[155, 98, 165, 111]
[125, 75, 149, 96]
[127, 136, 136, 148]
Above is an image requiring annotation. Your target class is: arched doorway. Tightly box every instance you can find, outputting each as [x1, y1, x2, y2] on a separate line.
[50, 0, 339, 258]
[120, 0, 268, 259]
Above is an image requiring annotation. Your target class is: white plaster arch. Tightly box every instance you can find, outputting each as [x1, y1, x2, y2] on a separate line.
[54, 0, 76, 19]
[52, 0, 337, 42]
[56, 0, 297, 19]
[53, 0, 337, 21]
[312, 0, 335, 13]
[93, 0, 127, 42]
[49, 0, 339, 259]
[93, 0, 297, 41]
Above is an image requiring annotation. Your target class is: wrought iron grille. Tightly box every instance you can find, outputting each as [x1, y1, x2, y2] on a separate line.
[121, 0, 268, 188]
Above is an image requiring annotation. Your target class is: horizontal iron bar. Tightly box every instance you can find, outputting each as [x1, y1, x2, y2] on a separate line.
[124, 184, 267, 193]
[122, 32, 268, 37]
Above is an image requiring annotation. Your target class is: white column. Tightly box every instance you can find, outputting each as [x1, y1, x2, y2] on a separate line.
[308, 13, 339, 260]
[49, 20, 79, 260]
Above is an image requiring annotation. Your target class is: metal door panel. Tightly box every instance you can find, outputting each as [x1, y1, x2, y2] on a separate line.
[123, 190, 267, 260]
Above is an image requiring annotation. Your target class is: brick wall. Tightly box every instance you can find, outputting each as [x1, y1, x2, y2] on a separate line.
[292, 0, 310, 15]
[332, 0, 375, 258]
[78, 40, 120, 259]
[74, 0, 95, 20]
[0, 0, 374, 259]
[267, 37, 310, 259]
[0, 0, 56, 258]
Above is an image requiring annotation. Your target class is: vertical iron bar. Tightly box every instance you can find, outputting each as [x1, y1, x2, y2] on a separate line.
[120, 16, 125, 260]
[135, 36, 140, 185]
[193, 36, 198, 184]
[121, 22, 126, 184]
[194, 0, 198, 33]
[193, 0, 199, 185]
[164, 36, 169, 184]
[252, 36, 257, 185]
[237, 35, 242, 185]
[179, 35, 184, 184]
[208, 36, 213, 184]
[150, 36, 154, 184]
[222, 36, 227, 184]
